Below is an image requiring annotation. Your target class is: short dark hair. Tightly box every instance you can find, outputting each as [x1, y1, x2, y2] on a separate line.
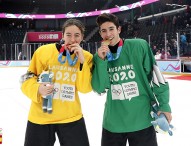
[96, 13, 120, 28]
[62, 19, 85, 35]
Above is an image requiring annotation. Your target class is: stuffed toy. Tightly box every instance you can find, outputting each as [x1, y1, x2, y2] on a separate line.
[151, 103, 174, 136]
[37, 70, 54, 114]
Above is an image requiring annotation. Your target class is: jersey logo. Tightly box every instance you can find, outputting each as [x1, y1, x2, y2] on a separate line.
[111, 81, 139, 101]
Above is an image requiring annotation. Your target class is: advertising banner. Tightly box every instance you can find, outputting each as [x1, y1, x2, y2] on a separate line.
[157, 60, 181, 73]
[0, 0, 159, 19]
[27, 32, 62, 42]
[0, 61, 30, 67]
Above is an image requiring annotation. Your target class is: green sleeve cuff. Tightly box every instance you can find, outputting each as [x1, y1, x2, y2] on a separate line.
[159, 104, 171, 113]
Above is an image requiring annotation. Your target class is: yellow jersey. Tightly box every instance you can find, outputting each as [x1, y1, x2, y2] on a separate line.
[21, 43, 93, 124]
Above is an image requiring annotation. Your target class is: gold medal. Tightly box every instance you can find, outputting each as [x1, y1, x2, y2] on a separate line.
[102, 39, 110, 45]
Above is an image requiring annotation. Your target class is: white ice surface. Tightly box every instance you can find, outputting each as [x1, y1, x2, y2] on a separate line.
[0, 67, 191, 146]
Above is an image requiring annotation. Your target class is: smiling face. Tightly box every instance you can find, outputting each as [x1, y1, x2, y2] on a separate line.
[99, 21, 121, 46]
[62, 25, 83, 47]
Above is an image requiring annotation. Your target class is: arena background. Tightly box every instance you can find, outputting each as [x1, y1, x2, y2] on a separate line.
[0, 0, 191, 72]
[0, 0, 191, 146]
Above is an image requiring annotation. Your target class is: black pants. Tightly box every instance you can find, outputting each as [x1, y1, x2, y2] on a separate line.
[101, 126, 158, 146]
[24, 117, 89, 146]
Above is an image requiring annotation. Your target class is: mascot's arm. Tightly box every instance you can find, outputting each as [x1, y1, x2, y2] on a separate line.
[76, 51, 93, 93]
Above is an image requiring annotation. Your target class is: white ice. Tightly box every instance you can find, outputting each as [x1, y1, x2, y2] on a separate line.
[0, 67, 191, 146]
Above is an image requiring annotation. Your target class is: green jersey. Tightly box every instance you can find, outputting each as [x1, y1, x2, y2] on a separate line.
[91, 39, 171, 133]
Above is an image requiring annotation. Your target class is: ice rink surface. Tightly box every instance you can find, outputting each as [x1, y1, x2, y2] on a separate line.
[0, 67, 191, 146]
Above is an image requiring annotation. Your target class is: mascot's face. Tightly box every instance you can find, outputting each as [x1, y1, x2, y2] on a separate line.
[37, 71, 53, 83]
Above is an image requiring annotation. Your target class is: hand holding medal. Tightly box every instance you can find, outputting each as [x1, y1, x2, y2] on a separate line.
[106, 39, 123, 61]
[58, 42, 83, 66]
[68, 43, 84, 64]
[102, 39, 110, 46]
[98, 39, 111, 60]
[98, 38, 123, 61]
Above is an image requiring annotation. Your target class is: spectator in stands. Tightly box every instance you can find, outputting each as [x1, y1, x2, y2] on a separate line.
[123, 18, 128, 25]
[18, 51, 23, 60]
[185, 26, 191, 43]
[127, 23, 134, 37]
[160, 49, 166, 59]
[171, 39, 178, 57]
[91, 13, 172, 146]
[134, 15, 138, 24]
[0, 52, 3, 60]
[186, 5, 190, 13]
[159, 14, 164, 24]
[189, 17, 191, 26]
[152, 45, 157, 55]
[172, 15, 177, 26]
[163, 16, 168, 24]
[176, 15, 182, 29]
[155, 49, 162, 59]
[167, 51, 172, 59]
[160, 48, 171, 59]
[151, 15, 156, 26]
[180, 32, 187, 54]
[20, 19, 93, 146]
[166, 40, 172, 50]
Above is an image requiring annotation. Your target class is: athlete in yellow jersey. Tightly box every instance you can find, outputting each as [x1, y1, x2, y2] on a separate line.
[20, 19, 93, 146]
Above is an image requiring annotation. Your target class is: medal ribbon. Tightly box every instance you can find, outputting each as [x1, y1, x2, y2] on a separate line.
[66, 50, 78, 66]
[58, 45, 78, 66]
[106, 39, 123, 61]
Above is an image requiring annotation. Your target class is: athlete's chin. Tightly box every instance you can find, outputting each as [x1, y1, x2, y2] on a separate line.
[110, 40, 118, 46]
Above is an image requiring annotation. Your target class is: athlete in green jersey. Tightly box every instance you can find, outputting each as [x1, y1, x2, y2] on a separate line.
[91, 13, 172, 146]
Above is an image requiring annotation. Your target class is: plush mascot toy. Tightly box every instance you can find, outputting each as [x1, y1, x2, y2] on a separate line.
[151, 103, 174, 136]
[37, 70, 54, 114]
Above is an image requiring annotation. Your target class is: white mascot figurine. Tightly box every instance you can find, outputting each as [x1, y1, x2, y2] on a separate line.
[37, 70, 54, 114]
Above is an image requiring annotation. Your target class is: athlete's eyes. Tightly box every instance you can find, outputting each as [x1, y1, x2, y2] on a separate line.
[100, 30, 106, 33]
[100, 28, 115, 33]
[75, 34, 80, 38]
[66, 34, 71, 37]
